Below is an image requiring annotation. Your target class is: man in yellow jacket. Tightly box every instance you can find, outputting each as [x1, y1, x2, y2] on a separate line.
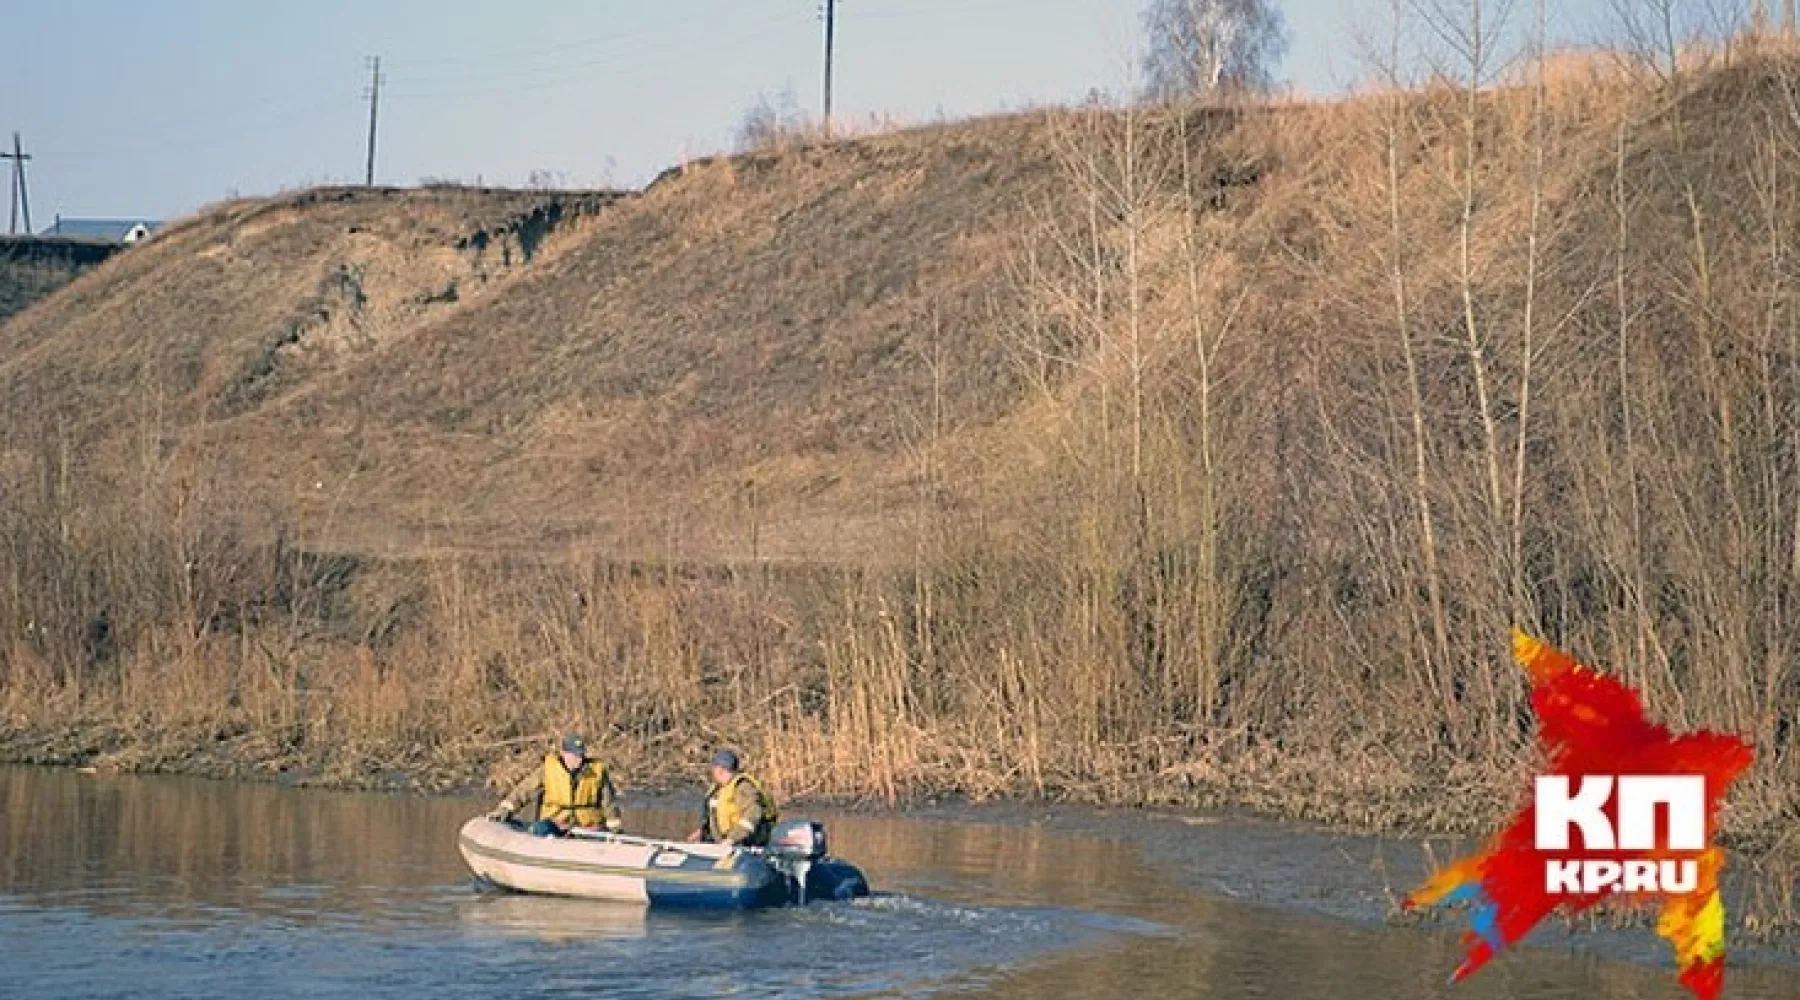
[488, 733, 623, 835]
[689, 748, 778, 848]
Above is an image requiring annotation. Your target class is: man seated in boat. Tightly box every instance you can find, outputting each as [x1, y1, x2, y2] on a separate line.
[688, 749, 778, 848]
[487, 733, 623, 835]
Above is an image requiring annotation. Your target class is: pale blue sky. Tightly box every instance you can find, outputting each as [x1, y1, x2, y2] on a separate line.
[4, 1, 1654, 223]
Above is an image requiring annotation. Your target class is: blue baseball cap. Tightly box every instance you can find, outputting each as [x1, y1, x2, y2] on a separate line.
[561, 733, 588, 756]
[710, 749, 740, 772]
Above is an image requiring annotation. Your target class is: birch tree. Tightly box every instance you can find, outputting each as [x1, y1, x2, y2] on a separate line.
[1140, 0, 1289, 100]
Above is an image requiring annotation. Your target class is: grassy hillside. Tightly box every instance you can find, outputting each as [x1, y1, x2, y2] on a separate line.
[5, 50, 1800, 927]
[0, 123, 1060, 560]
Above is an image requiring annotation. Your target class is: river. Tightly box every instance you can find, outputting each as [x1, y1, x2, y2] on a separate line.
[1, 765, 1795, 998]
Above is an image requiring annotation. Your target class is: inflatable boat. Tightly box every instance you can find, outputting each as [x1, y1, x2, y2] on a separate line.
[457, 816, 869, 909]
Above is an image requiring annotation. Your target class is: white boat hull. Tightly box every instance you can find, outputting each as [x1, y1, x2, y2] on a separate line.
[456, 817, 779, 907]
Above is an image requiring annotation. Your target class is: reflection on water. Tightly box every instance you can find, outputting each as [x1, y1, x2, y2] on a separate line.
[456, 894, 651, 942]
[0, 762, 460, 928]
[0, 767, 1135, 999]
[1, 765, 1797, 999]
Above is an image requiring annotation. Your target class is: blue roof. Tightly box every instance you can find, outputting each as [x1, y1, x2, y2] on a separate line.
[38, 218, 162, 241]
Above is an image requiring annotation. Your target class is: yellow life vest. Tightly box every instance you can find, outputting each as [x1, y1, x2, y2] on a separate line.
[539, 753, 608, 827]
[709, 773, 778, 843]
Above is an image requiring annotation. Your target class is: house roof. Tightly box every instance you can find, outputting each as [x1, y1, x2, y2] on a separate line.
[39, 218, 163, 241]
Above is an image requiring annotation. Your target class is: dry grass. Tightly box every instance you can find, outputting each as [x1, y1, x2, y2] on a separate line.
[5, 43, 1800, 933]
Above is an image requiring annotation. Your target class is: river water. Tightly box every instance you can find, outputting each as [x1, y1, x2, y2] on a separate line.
[2, 765, 1796, 999]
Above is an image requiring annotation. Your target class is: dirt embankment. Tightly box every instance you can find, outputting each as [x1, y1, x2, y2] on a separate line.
[4, 54, 1800, 932]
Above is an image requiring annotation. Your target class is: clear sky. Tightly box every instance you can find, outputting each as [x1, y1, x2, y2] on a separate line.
[4, 1, 1653, 224]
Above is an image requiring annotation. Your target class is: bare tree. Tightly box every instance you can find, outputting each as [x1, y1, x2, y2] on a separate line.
[1140, 0, 1290, 101]
[1378, 0, 1458, 742]
[735, 84, 808, 153]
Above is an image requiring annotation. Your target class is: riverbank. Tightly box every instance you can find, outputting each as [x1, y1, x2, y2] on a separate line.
[15, 762, 1797, 1000]
[7, 709, 1798, 946]
[0, 704, 1532, 831]
[5, 756, 1799, 998]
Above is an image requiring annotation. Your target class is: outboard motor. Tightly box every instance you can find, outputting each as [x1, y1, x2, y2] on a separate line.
[769, 820, 829, 861]
[766, 820, 829, 903]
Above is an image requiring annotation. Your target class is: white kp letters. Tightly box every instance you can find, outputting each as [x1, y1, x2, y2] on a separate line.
[1535, 775, 1705, 895]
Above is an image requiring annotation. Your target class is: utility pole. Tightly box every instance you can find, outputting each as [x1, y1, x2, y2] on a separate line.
[821, 0, 836, 139]
[363, 55, 383, 187]
[3, 132, 32, 234]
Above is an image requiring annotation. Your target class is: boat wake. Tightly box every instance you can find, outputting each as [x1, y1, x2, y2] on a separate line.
[450, 885, 1173, 999]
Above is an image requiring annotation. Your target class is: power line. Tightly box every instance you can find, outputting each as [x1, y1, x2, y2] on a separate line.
[16, 4, 1113, 213]
[364, 55, 384, 187]
[385, 14, 813, 101]
[397, 20, 664, 69]
[35, 98, 351, 163]
[391, 10, 812, 91]
[840, 0, 1098, 24]
[823, 0, 838, 138]
[3, 132, 32, 234]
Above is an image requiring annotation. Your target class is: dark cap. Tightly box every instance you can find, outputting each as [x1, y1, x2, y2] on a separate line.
[710, 749, 740, 772]
[560, 733, 588, 756]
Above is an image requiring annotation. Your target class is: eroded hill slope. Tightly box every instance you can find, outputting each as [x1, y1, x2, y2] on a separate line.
[1, 118, 1072, 559]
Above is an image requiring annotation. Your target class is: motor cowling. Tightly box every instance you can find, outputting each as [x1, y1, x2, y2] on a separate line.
[767, 819, 828, 861]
